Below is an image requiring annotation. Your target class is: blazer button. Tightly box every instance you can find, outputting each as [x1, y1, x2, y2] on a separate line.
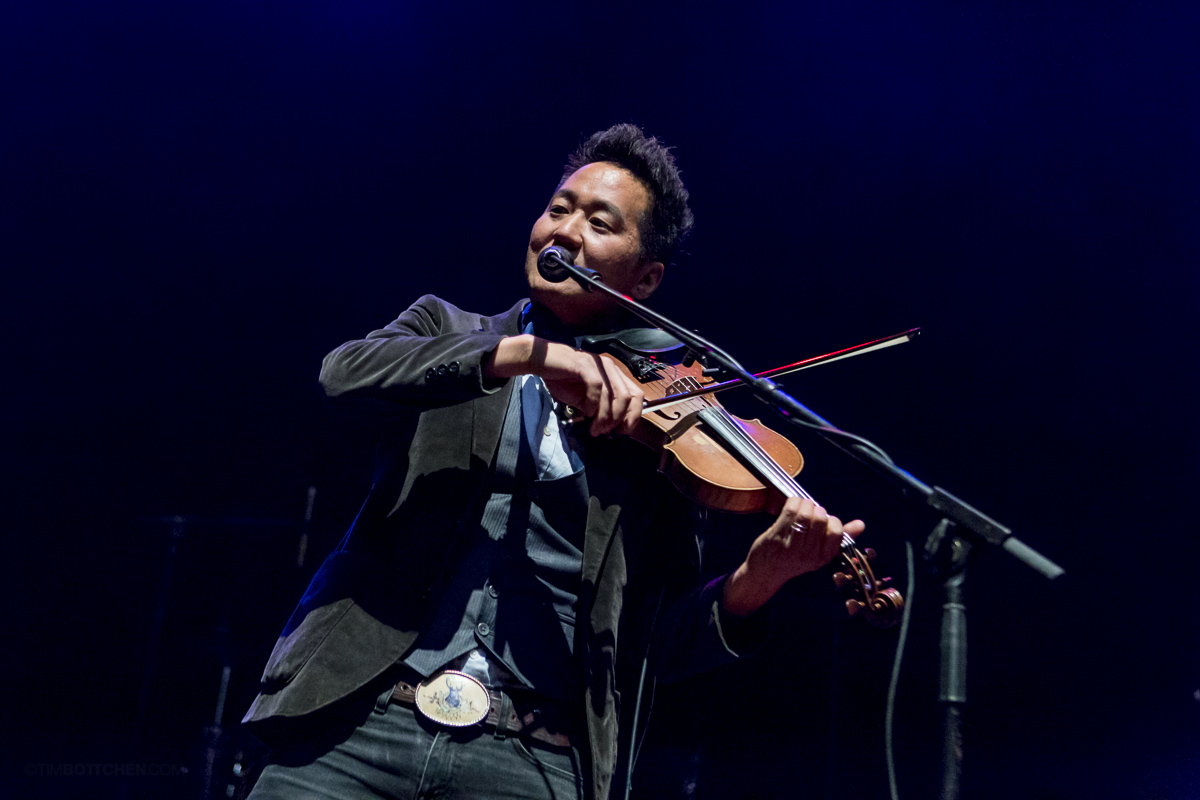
[487, 583, 498, 598]
[437, 364, 449, 376]
[425, 368, 437, 381]
[449, 361, 460, 374]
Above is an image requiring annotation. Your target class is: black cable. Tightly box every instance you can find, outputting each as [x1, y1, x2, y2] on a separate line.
[624, 585, 667, 800]
[774, 414, 896, 465]
[886, 540, 915, 800]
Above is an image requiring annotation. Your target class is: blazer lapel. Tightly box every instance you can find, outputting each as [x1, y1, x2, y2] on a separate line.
[577, 439, 638, 800]
[580, 459, 631, 600]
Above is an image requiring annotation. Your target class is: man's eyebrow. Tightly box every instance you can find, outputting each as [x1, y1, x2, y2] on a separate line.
[591, 199, 624, 221]
[551, 188, 577, 204]
[551, 189, 625, 222]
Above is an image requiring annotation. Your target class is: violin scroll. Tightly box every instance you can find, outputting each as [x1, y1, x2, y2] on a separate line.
[833, 544, 904, 628]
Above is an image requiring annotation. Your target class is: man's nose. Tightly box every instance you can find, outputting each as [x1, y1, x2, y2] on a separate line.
[552, 210, 585, 250]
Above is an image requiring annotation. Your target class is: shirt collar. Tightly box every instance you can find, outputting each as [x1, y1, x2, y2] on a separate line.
[520, 302, 579, 346]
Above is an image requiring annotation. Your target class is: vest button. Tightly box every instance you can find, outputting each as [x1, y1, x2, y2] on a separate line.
[476, 622, 491, 637]
[487, 584, 499, 598]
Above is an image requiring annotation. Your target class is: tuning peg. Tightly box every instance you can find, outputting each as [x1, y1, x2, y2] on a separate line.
[864, 548, 877, 561]
[832, 572, 853, 590]
[845, 598, 862, 616]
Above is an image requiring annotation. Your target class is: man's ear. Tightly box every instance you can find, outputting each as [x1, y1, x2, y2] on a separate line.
[631, 260, 664, 300]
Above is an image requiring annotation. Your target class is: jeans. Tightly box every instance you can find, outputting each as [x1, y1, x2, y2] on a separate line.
[247, 684, 585, 800]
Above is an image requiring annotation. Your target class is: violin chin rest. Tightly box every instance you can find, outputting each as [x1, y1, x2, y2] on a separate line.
[580, 328, 687, 356]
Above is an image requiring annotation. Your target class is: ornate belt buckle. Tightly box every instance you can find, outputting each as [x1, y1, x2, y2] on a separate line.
[414, 670, 491, 727]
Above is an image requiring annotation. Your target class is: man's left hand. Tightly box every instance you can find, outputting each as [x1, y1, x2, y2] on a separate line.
[721, 497, 864, 617]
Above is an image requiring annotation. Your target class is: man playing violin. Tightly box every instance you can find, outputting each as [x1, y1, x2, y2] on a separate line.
[244, 123, 864, 800]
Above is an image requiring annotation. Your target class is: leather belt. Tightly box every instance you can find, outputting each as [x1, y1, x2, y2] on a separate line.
[390, 679, 575, 749]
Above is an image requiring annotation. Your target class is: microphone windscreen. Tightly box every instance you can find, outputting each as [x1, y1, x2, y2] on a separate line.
[536, 246, 574, 283]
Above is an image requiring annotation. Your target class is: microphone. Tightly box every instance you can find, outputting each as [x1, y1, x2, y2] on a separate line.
[536, 246, 599, 288]
[536, 245, 574, 283]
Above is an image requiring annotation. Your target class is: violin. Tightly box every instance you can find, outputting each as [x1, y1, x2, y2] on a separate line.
[574, 327, 904, 628]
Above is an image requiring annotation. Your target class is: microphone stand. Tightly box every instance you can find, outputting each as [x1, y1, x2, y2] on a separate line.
[541, 250, 1065, 800]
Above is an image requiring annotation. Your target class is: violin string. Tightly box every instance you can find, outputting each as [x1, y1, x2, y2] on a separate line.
[708, 403, 805, 498]
[643, 361, 702, 408]
[701, 401, 855, 551]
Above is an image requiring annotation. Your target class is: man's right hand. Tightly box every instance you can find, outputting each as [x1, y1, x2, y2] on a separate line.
[484, 334, 644, 437]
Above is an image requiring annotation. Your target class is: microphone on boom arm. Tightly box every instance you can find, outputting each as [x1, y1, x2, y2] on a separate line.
[536, 246, 599, 289]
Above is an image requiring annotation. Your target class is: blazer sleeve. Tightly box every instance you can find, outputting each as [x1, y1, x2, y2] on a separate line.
[636, 498, 771, 684]
[319, 294, 513, 407]
[650, 572, 770, 683]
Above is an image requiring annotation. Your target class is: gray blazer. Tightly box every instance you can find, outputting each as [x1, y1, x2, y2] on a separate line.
[243, 294, 743, 800]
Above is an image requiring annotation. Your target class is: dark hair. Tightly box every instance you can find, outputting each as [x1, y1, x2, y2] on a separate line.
[561, 123, 694, 264]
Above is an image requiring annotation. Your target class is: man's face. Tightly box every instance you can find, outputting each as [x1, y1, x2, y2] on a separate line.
[524, 161, 664, 329]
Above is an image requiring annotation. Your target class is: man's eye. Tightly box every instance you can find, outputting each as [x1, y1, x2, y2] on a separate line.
[548, 204, 568, 215]
[590, 218, 610, 231]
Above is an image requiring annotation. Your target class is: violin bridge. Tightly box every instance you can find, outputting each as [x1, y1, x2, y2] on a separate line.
[664, 376, 704, 395]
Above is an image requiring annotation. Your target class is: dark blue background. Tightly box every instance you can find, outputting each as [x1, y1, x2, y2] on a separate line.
[3, 2, 1197, 798]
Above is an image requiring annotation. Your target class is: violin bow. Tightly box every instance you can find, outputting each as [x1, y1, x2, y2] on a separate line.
[644, 327, 920, 414]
